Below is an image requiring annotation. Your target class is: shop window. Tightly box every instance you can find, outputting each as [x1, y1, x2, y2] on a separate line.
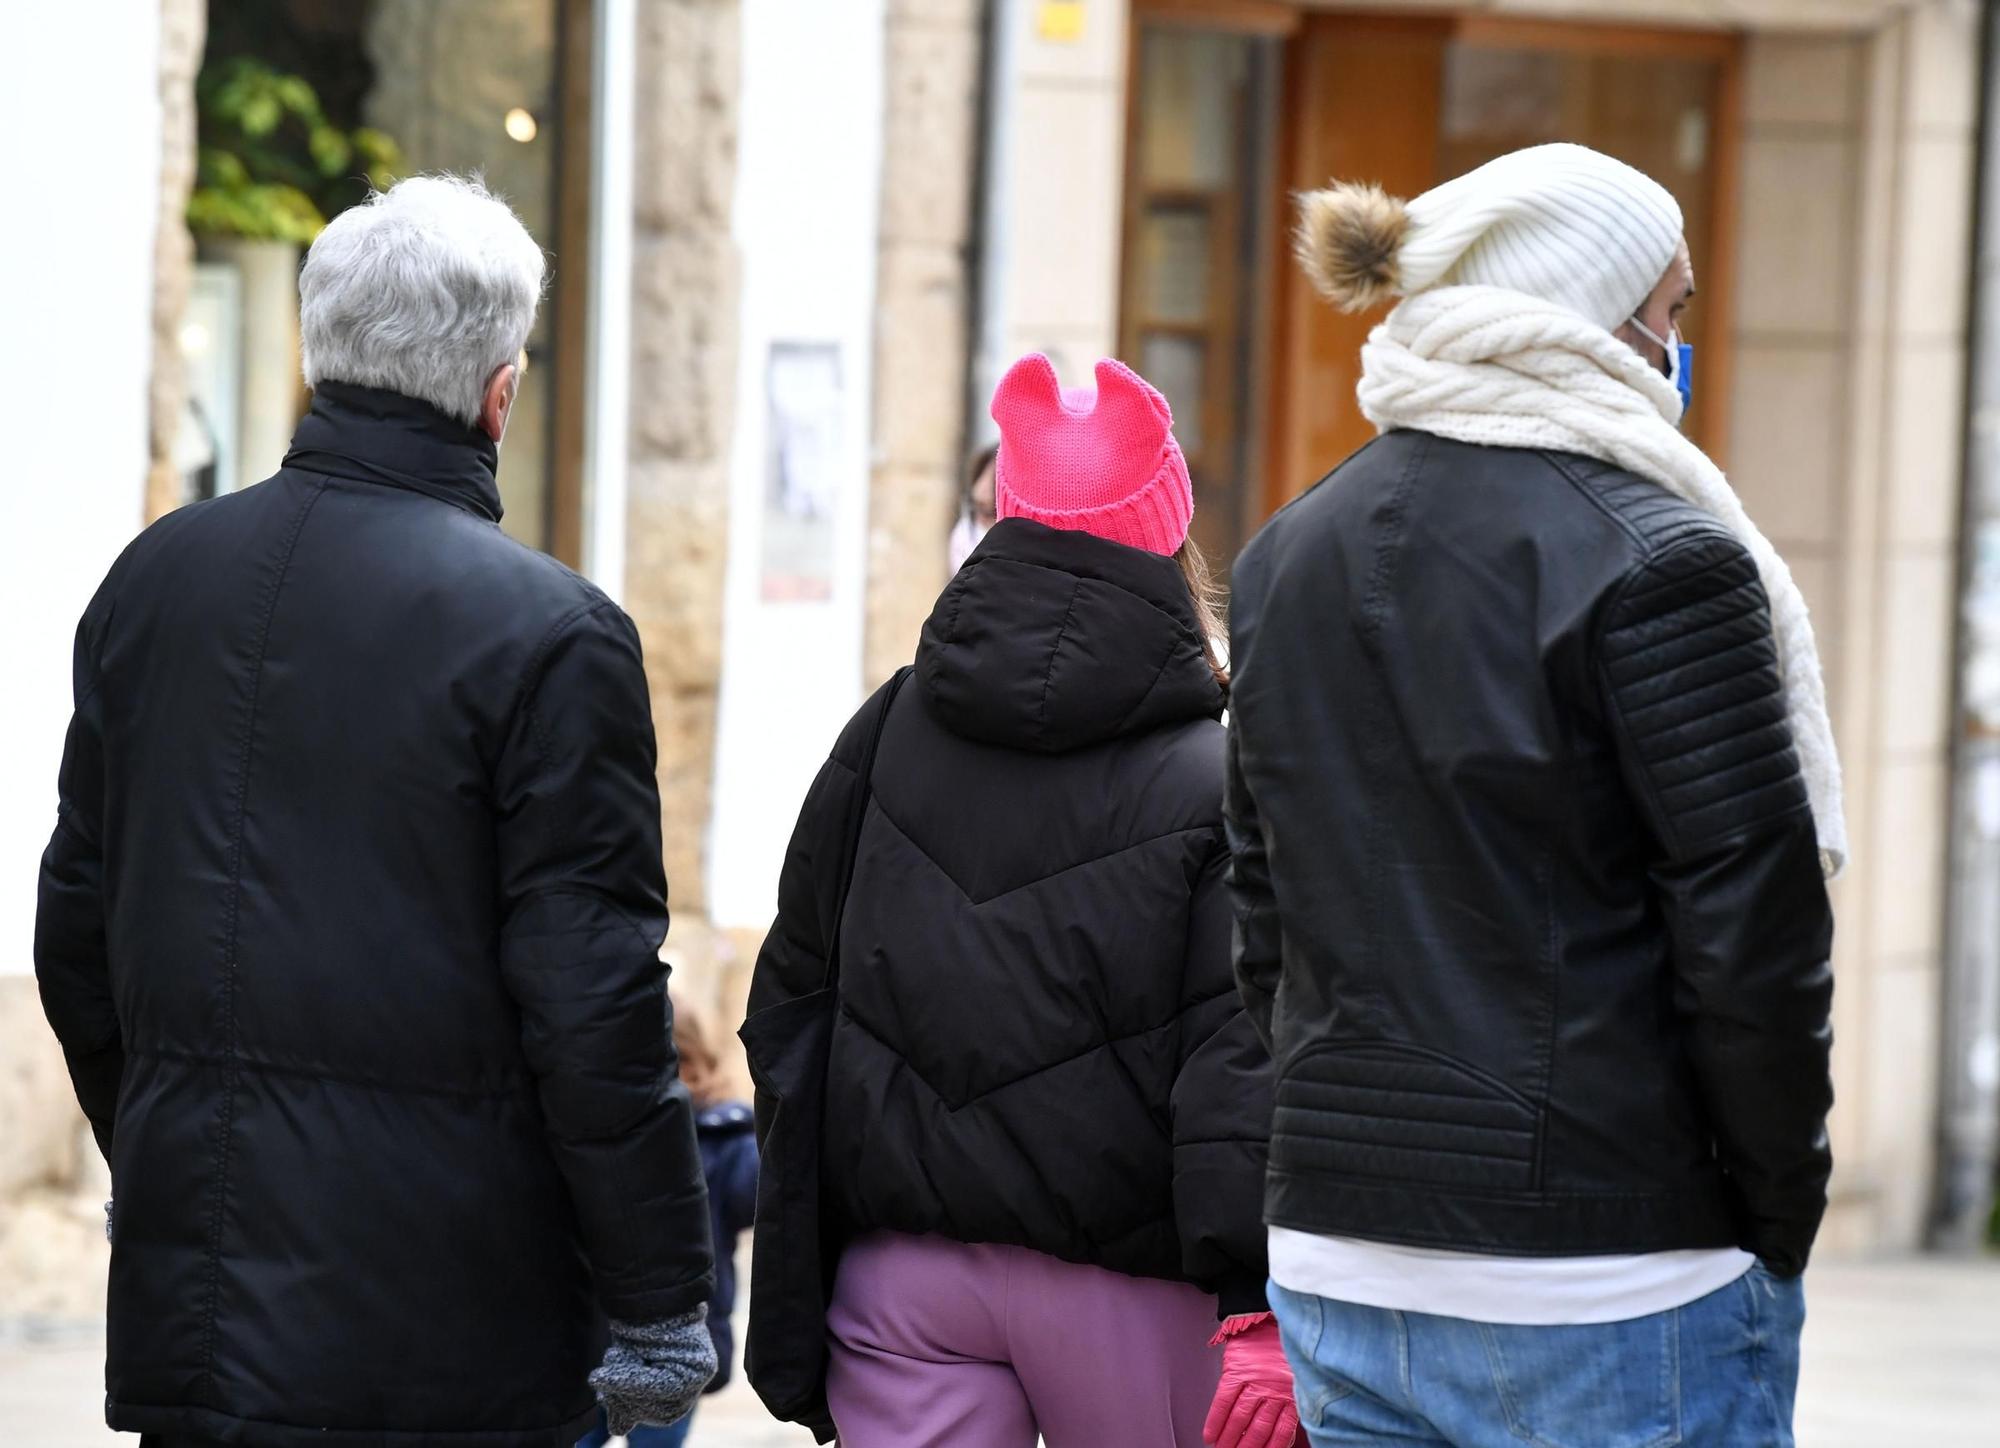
[1119, 24, 1281, 571]
[180, 0, 595, 563]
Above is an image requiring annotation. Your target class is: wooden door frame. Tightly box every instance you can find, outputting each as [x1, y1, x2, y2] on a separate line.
[1130, 0, 1300, 35]
[1127, 2, 1746, 521]
[1120, 4, 1298, 564]
[1452, 14, 1742, 62]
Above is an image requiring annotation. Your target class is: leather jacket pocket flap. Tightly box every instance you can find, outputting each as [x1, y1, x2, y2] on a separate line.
[1273, 1041, 1538, 1191]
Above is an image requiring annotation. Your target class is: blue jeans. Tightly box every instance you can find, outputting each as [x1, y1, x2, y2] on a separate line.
[1269, 1266, 1805, 1447]
[574, 1404, 693, 1448]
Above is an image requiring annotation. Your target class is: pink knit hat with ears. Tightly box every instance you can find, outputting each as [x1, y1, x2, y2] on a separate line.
[991, 354, 1194, 556]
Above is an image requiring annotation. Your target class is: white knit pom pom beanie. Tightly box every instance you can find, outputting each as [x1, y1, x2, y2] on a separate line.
[1301, 143, 1685, 331]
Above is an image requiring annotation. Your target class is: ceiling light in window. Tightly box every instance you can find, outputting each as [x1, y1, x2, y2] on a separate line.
[504, 108, 539, 144]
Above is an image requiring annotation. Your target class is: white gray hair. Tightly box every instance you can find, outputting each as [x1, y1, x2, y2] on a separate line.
[299, 175, 546, 427]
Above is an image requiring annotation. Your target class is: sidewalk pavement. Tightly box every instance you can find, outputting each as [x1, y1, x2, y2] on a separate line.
[3, 1256, 1995, 1446]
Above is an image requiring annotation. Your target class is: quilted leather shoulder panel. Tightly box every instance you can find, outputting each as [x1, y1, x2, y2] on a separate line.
[1552, 453, 1724, 559]
[1598, 530, 1810, 857]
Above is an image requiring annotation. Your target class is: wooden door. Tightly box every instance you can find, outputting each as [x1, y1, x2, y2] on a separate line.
[1266, 15, 1451, 515]
[1263, 12, 1742, 518]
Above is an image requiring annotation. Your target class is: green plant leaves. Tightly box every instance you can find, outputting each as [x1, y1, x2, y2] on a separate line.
[350, 127, 406, 183]
[189, 54, 406, 241]
[196, 146, 251, 190]
[309, 125, 352, 178]
[187, 181, 325, 244]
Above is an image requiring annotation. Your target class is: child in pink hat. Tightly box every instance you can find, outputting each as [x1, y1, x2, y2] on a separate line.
[746, 351, 1295, 1448]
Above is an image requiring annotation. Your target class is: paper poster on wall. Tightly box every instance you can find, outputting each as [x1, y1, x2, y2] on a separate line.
[761, 341, 843, 602]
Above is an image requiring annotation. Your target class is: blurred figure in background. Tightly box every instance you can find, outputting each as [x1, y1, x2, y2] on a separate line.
[947, 441, 999, 574]
[35, 175, 715, 1448]
[580, 989, 758, 1448]
[745, 354, 1296, 1448]
[1227, 143, 1839, 1447]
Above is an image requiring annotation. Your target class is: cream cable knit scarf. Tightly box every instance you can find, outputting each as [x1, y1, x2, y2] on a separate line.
[1357, 285, 1848, 877]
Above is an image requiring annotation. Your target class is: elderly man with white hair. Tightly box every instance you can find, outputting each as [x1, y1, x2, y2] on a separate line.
[35, 175, 716, 1448]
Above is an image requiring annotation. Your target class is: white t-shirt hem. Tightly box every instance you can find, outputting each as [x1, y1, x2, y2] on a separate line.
[1268, 1226, 1756, 1326]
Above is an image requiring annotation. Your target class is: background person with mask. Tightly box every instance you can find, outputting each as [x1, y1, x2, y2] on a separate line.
[1225, 143, 1840, 1447]
[947, 441, 999, 574]
[35, 174, 716, 1448]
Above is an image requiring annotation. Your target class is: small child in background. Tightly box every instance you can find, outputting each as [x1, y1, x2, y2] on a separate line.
[579, 990, 760, 1448]
[671, 990, 760, 1425]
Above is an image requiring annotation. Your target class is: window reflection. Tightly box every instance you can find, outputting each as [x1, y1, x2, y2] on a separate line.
[1120, 26, 1279, 573]
[186, 0, 589, 559]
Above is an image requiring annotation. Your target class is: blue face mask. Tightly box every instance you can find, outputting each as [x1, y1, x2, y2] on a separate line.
[1630, 316, 1693, 415]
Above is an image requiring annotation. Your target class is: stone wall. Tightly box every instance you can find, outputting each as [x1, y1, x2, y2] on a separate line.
[0, 0, 204, 1325]
[0, 978, 109, 1322]
[143, 0, 205, 524]
[1724, 1, 1982, 1255]
[625, 0, 743, 1003]
[863, 0, 986, 685]
[980, 0, 1130, 386]
[1758, 0, 1979, 1252]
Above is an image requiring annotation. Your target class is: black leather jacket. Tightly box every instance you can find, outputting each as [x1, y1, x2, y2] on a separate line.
[1226, 431, 1835, 1275]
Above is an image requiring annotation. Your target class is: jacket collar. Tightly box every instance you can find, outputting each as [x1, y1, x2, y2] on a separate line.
[283, 381, 503, 523]
[917, 518, 1225, 753]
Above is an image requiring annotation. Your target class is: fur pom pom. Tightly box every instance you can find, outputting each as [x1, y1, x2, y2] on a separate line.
[1294, 182, 1410, 313]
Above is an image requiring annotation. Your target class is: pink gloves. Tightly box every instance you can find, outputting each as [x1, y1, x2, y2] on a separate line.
[1205, 1313, 1302, 1448]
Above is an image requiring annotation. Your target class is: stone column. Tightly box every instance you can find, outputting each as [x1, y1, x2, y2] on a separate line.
[143, 0, 205, 523]
[985, 0, 1129, 386]
[624, 0, 743, 1001]
[0, 0, 203, 1325]
[1729, 1, 1979, 1253]
[864, 0, 985, 686]
[1830, 0, 1980, 1251]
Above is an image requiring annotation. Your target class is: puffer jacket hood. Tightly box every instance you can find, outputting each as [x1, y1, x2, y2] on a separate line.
[918, 518, 1223, 753]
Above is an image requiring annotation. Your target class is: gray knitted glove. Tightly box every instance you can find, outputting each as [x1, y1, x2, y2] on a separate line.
[589, 1308, 717, 1437]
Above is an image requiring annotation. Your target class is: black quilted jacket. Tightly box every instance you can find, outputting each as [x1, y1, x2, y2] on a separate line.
[34, 383, 712, 1447]
[750, 519, 1275, 1314]
[1226, 431, 1835, 1275]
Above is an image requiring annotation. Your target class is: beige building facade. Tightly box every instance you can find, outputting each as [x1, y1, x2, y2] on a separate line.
[0, 0, 1988, 1322]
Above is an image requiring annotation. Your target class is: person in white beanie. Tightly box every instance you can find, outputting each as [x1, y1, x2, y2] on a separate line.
[1223, 143, 1837, 1446]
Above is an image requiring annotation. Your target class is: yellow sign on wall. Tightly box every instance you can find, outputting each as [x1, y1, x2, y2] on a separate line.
[1037, 0, 1085, 44]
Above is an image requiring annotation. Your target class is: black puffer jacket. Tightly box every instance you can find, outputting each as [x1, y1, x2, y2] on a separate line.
[1227, 432, 1835, 1275]
[750, 519, 1274, 1313]
[34, 383, 712, 1447]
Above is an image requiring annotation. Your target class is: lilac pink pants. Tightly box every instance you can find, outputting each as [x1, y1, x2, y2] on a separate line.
[826, 1231, 1222, 1448]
